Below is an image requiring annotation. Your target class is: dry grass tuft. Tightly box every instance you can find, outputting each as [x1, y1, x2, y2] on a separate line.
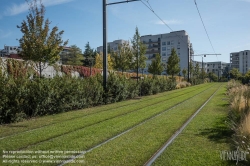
[176, 81, 191, 89]
[241, 112, 250, 136]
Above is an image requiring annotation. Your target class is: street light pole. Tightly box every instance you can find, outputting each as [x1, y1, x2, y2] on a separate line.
[137, 39, 139, 83]
[202, 56, 203, 79]
[103, 0, 108, 91]
[103, 0, 140, 91]
[188, 47, 190, 82]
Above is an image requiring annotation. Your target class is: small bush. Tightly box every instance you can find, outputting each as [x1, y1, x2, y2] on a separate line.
[0, 66, 188, 124]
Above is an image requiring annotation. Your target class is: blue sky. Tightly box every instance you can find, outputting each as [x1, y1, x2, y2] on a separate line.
[0, 0, 250, 63]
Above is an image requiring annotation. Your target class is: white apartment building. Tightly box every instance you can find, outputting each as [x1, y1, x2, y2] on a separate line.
[141, 30, 194, 75]
[230, 50, 250, 74]
[192, 60, 208, 72]
[1, 45, 22, 57]
[206, 61, 229, 77]
[97, 40, 129, 53]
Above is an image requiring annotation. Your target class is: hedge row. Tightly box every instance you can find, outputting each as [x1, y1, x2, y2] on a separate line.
[0, 73, 177, 124]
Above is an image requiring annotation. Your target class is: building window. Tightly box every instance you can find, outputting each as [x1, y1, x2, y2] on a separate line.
[162, 42, 166, 46]
[178, 41, 180, 44]
[177, 45, 180, 49]
[10, 47, 12, 50]
[171, 40, 174, 45]
[247, 52, 248, 55]
[167, 41, 170, 45]
[162, 47, 166, 51]
[162, 52, 166, 56]
[149, 39, 151, 42]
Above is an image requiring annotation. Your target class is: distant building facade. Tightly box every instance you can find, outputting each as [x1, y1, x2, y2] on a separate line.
[141, 30, 194, 75]
[97, 40, 129, 53]
[230, 50, 250, 74]
[0, 45, 22, 59]
[0, 45, 22, 58]
[206, 61, 229, 77]
[192, 60, 208, 72]
[96, 31, 194, 76]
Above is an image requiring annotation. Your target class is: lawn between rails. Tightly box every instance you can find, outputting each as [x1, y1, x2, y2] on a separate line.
[0, 83, 211, 138]
[0, 84, 215, 160]
[0, 83, 212, 142]
[68, 84, 222, 166]
[152, 84, 236, 166]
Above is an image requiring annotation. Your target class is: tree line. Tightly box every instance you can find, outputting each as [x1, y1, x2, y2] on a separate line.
[17, 0, 183, 78]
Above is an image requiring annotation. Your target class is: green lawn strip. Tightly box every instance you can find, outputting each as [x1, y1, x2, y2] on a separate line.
[0, 84, 214, 153]
[152, 85, 233, 166]
[0, 83, 210, 138]
[1, 84, 219, 165]
[68, 84, 222, 166]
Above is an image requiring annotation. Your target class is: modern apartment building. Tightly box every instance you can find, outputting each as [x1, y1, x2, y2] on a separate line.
[230, 50, 250, 74]
[140, 30, 194, 75]
[192, 60, 208, 72]
[206, 61, 229, 77]
[0, 45, 22, 57]
[97, 40, 129, 53]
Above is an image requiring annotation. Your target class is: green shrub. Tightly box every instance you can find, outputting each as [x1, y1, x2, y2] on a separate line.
[0, 71, 187, 124]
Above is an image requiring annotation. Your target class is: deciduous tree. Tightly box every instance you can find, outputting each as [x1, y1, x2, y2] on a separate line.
[131, 27, 147, 72]
[17, 0, 68, 77]
[166, 48, 180, 78]
[112, 42, 133, 74]
[148, 53, 163, 76]
[182, 68, 187, 79]
[194, 62, 200, 78]
[230, 68, 241, 80]
[94, 52, 113, 70]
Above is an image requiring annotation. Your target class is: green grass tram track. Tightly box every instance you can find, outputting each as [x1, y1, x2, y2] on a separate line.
[0, 83, 221, 166]
[0, 84, 214, 152]
[0, 83, 211, 139]
[70, 83, 222, 166]
[144, 84, 222, 166]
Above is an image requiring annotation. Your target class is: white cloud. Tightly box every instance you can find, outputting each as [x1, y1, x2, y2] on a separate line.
[0, 29, 12, 39]
[155, 19, 182, 25]
[4, 3, 29, 16]
[4, 0, 74, 16]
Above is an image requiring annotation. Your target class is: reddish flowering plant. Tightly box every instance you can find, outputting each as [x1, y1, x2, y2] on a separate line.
[61, 65, 102, 77]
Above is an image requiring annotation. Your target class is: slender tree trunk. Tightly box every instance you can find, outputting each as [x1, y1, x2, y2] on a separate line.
[39, 61, 42, 78]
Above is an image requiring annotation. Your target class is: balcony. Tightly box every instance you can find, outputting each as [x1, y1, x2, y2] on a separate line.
[144, 40, 160, 44]
[148, 44, 160, 48]
[148, 54, 156, 60]
[146, 50, 160, 54]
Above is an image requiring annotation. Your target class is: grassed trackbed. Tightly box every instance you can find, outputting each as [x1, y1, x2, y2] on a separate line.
[0, 83, 232, 166]
[151, 85, 234, 166]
